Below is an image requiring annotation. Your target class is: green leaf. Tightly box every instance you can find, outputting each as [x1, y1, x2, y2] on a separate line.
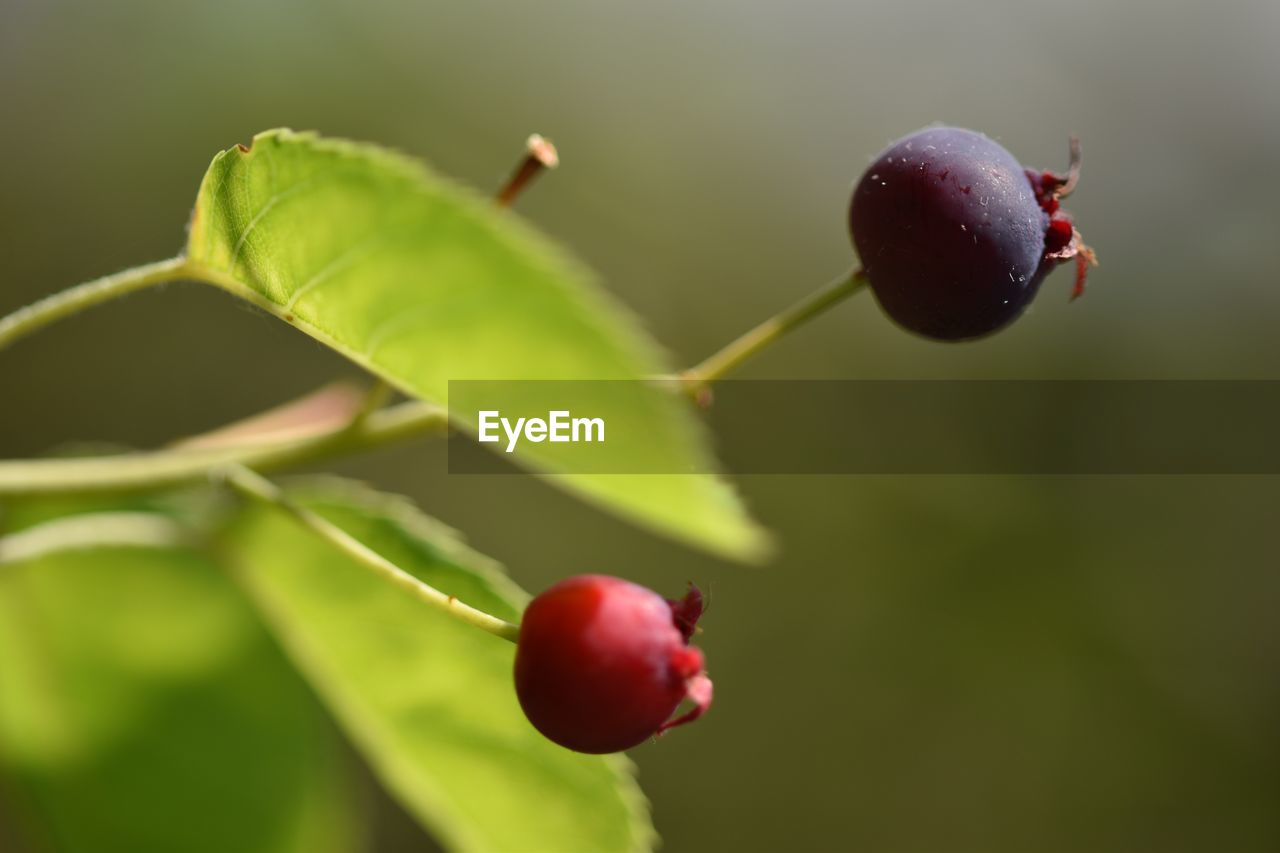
[185, 128, 768, 562]
[220, 477, 656, 853]
[0, 506, 360, 853]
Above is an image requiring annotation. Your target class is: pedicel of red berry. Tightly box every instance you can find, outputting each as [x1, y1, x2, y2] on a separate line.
[514, 575, 713, 754]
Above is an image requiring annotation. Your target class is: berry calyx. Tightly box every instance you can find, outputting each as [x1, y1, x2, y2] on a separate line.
[514, 575, 713, 754]
[1023, 137, 1097, 301]
[848, 126, 1096, 341]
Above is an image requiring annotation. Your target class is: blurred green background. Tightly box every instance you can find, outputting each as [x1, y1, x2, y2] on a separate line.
[1, 0, 1278, 850]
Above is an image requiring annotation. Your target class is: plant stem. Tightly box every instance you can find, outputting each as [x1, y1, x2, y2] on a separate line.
[681, 268, 867, 386]
[350, 379, 395, 428]
[495, 134, 559, 208]
[0, 512, 188, 564]
[0, 400, 447, 497]
[0, 257, 189, 352]
[220, 464, 520, 643]
[0, 255, 864, 497]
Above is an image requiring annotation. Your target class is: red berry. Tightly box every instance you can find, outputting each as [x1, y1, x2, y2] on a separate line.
[514, 575, 713, 754]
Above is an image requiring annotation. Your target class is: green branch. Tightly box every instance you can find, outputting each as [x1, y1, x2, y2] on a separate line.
[0, 512, 189, 564]
[681, 268, 867, 386]
[0, 400, 446, 496]
[0, 259, 866, 498]
[220, 465, 520, 643]
[0, 257, 190, 352]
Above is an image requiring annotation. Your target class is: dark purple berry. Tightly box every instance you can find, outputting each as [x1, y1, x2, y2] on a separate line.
[849, 126, 1095, 341]
[514, 575, 712, 754]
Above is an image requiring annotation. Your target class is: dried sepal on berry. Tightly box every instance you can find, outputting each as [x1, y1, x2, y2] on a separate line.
[667, 582, 705, 642]
[1027, 136, 1098, 301]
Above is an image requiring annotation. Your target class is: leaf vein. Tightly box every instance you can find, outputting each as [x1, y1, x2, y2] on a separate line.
[229, 176, 323, 275]
[363, 306, 434, 359]
[285, 235, 387, 312]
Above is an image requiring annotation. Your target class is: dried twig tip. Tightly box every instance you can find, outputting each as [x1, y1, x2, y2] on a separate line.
[526, 134, 559, 169]
[496, 133, 559, 208]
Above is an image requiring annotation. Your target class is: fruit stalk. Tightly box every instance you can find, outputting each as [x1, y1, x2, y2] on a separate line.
[220, 464, 521, 643]
[681, 268, 866, 387]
